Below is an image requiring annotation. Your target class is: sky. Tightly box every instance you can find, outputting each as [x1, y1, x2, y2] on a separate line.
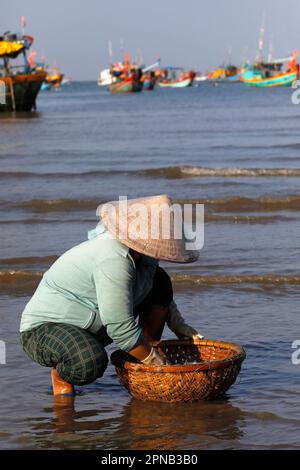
[2, 0, 300, 80]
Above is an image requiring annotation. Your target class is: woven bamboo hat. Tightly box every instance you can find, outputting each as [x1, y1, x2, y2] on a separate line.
[99, 194, 199, 263]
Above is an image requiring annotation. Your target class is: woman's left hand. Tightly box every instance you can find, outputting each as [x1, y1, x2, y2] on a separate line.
[192, 333, 205, 341]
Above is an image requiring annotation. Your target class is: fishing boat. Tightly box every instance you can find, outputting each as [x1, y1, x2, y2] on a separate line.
[141, 71, 156, 90]
[107, 53, 143, 94]
[208, 64, 240, 83]
[194, 73, 208, 82]
[98, 66, 144, 91]
[0, 31, 46, 112]
[61, 76, 72, 87]
[109, 74, 143, 94]
[98, 54, 159, 93]
[41, 65, 64, 91]
[240, 55, 299, 87]
[240, 14, 299, 87]
[157, 69, 196, 88]
[98, 68, 114, 86]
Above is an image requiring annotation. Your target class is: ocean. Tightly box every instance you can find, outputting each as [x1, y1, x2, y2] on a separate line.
[0, 81, 300, 449]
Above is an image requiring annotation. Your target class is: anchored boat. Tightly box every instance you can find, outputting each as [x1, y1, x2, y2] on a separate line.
[141, 71, 156, 90]
[157, 68, 196, 88]
[109, 74, 143, 94]
[0, 32, 46, 112]
[98, 54, 159, 93]
[109, 56, 143, 94]
[240, 14, 299, 87]
[208, 64, 240, 83]
[240, 53, 299, 87]
[41, 65, 64, 91]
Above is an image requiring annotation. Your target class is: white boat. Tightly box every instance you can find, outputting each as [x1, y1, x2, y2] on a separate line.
[194, 74, 208, 82]
[97, 68, 114, 86]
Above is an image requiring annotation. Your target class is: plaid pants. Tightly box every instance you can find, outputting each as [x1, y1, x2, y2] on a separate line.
[20, 266, 173, 385]
[20, 323, 108, 385]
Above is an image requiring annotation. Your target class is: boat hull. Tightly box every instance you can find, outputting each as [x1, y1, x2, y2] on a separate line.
[41, 82, 51, 91]
[241, 70, 297, 87]
[0, 72, 46, 111]
[210, 74, 240, 83]
[143, 77, 156, 90]
[158, 77, 193, 88]
[109, 77, 143, 94]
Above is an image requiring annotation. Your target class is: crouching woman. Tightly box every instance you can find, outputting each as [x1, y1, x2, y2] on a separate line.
[20, 195, 203, 395]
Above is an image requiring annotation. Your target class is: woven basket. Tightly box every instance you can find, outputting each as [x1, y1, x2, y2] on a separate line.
[111, 339, 246, 402]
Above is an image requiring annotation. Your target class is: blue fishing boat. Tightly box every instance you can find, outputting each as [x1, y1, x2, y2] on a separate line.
[240, 14, 299, 87]
[142, 71, 156, 90]
[240, 54, 299, 87]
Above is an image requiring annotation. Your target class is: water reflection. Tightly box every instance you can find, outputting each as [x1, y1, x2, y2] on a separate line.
[26, 394, 245, 450]
[0, 111, 42, 120]
[117, 399, 244, 449]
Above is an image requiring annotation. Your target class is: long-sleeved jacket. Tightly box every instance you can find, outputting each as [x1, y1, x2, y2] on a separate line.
[20, 223, 158, 352]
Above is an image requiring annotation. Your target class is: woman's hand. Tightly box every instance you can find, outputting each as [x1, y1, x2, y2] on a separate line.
[167, 301, 205, 340]
[141, 347, 170, 365]
[192, 333, 205, 341]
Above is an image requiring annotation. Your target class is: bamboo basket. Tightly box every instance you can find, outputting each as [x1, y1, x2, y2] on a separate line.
[111, 339, 246, 402]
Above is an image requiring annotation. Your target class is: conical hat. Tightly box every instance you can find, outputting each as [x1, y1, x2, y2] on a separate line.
[99, 195, 199, 263]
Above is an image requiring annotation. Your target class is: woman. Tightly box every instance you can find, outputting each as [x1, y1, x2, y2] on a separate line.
[20, 195, 203, 396]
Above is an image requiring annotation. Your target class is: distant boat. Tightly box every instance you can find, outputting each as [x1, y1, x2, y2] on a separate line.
[208, 65, 240, 83]
[98, 68, 114, 86]
[98, 58, 159, 92]
[0, 31, 46, 112]
[142, 71, 156, 90]
[104, 53, 144, 94]
[109, 75, 143, 94]
[240, 15, 299, 87]
[41, 82, 51, 91]
[240, 66, 297, 87]
[158, 70, 196, 88]
[240, 52, 299, 87]
[42, 66, 64, 90]
[194, 74, 208, 82]
[61, 76, 72, 86]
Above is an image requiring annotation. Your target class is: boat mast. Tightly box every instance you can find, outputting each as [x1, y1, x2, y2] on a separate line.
[108, 40, 113, 66]
[268, 37, 273, 63]
[120, 38, 124, 63]
[21, 16, 26, 36]
[242, 46, 249, 64]
[257, 10, 266, 62]
[228, 46, 232, 65]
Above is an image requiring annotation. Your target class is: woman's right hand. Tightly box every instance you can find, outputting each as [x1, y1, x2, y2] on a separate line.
[141, 347, 170, 365]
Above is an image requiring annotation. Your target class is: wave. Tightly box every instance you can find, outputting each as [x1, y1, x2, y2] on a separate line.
[0, 256, 58, 267]
[1, 270, 300, 296]
[2, 194, 300, 213]
[0, 169, 122, 179]
[205, 214, 292, 223]
[13, 198, 102, 212]
[0, 214, 291, 226]
[0, 218, 95, 225]
[0, 270, 42, 295]
[0, 270, 43, 281]
[176, 195, 300, 212]
[140, 166, 300, 179]
[2, 166, 300, 180]
[171, 273, 300, 286]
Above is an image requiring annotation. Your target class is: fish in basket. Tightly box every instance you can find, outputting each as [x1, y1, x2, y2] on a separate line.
[110, 339, 246, 402]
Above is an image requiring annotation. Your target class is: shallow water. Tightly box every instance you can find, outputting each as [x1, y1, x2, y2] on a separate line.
[0, 82, 300, 449]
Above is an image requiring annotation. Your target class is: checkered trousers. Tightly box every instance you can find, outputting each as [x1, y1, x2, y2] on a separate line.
[20, 322, 108, 385]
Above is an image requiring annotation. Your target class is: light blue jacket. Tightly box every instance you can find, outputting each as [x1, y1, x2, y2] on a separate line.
[20, 223, 158, 352]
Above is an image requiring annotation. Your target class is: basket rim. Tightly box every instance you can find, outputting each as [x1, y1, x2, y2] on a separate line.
[110, 338, 246, 373]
